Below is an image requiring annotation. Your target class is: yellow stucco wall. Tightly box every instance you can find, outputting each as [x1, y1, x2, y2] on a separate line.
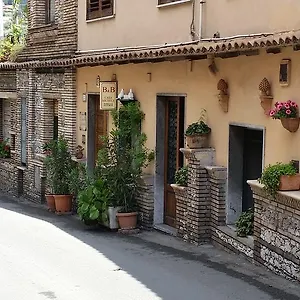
[77, 48, 300, 173]
[205, 0, 300, 38]
[78, 0, 300, 51]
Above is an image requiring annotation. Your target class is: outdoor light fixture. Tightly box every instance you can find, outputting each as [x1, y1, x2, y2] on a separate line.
[96, 75, 101, 87]
[117, 89, 136, 106]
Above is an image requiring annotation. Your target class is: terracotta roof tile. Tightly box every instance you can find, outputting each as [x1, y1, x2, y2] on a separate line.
[1, 30, 300, 69]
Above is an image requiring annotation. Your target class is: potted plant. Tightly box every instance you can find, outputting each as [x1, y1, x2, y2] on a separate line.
[259, 162, 300, 197]
[175, 166, 188, 187]
[44, 136, 74, 214]
[96, 102, 154, 230]
[185, 109, 211, 148]
[269, 100, 299, 132]
[42, 141, 51, 156]
[77, 178, 109, 227]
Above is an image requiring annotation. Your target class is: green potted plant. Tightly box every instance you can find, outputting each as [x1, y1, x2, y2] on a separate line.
[77, 178, 109, 227]
[96, 102, 154, 230]
[269, 100, 299, 132]
[259, 162, 300, 197]
[175, 166, 188, 186]
[44, 136, 74, 214]
[185, 109, 211, 148]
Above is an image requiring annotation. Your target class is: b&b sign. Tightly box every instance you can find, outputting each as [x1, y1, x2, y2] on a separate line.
[100, 81, 117, 110]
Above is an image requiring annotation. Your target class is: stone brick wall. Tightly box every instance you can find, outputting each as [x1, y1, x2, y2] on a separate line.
[0, 159, 17, 195]
[0, 70, 17, 92]
[18, 0, 77, 61]
[249, 181, 300, 282]
[137, 175, 154, 229]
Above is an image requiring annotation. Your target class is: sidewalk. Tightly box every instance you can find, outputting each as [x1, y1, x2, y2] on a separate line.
[0, 193, 299, 300]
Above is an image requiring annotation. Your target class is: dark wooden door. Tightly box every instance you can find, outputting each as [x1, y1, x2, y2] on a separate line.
[164, 97, 184, 227]
[95, 96, 108, 162]
[242, 129, 263, 211]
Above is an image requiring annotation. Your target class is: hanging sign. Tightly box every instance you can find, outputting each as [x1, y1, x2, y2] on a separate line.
[100, 81, 117, 110]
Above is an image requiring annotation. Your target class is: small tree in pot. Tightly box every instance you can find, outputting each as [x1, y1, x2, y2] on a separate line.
[44, 136, 74, 214]
[185, 109, 211, 148]
[96, 102, 154, 230]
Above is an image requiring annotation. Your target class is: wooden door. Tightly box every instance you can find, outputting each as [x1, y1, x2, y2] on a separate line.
[164, 97, 184, 227]
[95, 96, 108, 162]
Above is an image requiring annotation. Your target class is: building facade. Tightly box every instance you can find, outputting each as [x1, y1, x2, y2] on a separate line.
[74, 0, 300, 280]
[0, 0, 77, 201]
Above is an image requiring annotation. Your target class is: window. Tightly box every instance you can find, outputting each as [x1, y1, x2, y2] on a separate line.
[45, 0, 55, 24]
[158, 0, 189, 5]
[86, 0, 114, 20]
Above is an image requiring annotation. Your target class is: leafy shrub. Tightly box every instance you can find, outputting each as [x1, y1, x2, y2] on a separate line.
[44, 136, 73, 195]
[236, 208, 254, 237]
[259, 163, 297, 197]
[77, 179, 109, 225]
[175, 166, 188, 186]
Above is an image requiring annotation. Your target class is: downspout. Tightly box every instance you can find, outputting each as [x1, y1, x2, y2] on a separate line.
[199, 0, 206, 40]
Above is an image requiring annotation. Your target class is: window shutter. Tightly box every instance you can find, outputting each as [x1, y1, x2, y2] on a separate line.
[87, 0, 113, 20]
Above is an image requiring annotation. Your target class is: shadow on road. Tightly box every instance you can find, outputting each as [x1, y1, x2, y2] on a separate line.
[0, 193, 299, 300]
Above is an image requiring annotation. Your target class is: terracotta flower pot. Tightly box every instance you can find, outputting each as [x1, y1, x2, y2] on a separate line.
[280, 118, 300, 132]
[116, 212, 138, 229]
[279, 174, 300, 191]
[186, 134, 209, 149]
[45, 194, 55, 212]
[54, 195, 73, 214]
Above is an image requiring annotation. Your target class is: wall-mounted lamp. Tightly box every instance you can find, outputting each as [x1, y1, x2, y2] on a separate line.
[147, 72, 152, 82]
[111, 74, 117, 81]
[82, 93, 86, 102]
[96, 75, 101, 88]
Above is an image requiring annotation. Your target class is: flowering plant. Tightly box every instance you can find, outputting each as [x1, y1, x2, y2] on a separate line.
[269, 100, 298, 119]
[0, 139, 10, 158]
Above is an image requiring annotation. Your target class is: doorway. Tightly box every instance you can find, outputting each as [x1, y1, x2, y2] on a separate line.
[155, 95, 185, 228]
[87, 94, 108, 170]
[227, 125, 264, 224]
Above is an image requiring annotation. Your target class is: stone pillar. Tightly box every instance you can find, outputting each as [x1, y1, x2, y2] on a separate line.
[171, 184, 188, 239]
[137, 175, 154, 229]
[206, 166, 227, 228]
[180, 148, 216, 244]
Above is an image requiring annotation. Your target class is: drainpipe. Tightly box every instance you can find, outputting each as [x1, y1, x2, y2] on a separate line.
[199, 0, 206, 40]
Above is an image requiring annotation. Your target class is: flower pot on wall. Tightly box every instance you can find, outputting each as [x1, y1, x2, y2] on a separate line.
[186, 134, 209, 149]
[116, 212, 138, 229]
[54, 195, 73, 214]
[280, 118, 300, 133]
[279, 174, 300, 191]
[45, 194, 55, 212]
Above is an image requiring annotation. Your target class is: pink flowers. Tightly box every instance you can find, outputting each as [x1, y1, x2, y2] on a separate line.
[269, 100, 298, 119]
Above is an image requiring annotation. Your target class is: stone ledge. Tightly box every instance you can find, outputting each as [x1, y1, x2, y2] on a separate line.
[180, 148, 215, 166]
[248, 180, 300, 210]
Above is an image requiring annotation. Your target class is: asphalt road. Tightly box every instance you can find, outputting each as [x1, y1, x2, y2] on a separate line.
[0, 195, 299, 300]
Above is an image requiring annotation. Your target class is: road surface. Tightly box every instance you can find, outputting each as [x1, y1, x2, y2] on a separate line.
[0, 195, 299, 300]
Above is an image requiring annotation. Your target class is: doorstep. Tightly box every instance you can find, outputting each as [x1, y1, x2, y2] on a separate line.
[154, 223, 177, 236]
[213, 225, 254, 260]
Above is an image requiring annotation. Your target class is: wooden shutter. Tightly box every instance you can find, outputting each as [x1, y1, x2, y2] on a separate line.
[87, 0, 113, 20]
